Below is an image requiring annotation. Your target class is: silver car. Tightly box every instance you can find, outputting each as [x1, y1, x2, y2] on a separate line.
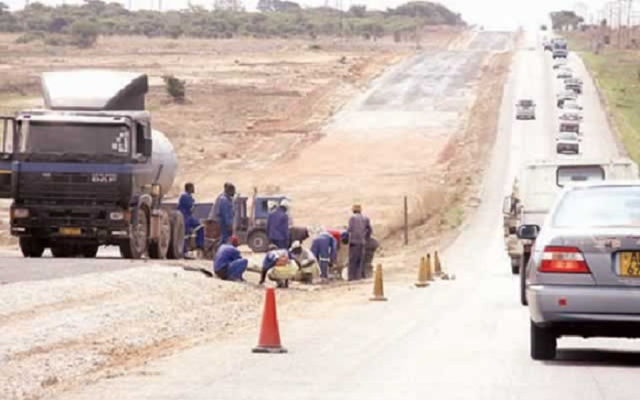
[555, 132, 580, 154]
[519, 182, 640, 360]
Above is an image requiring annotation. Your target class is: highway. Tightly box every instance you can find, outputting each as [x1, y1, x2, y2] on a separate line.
[56, 32, 640, 400]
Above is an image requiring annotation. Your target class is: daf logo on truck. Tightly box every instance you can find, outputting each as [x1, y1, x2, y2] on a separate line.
[91, 173, 117, 183]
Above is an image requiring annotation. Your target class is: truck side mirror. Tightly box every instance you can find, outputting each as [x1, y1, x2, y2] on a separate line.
[143, 138, 152, 157]
[517, 224, 540, 240]
[502, 196, 512, 214]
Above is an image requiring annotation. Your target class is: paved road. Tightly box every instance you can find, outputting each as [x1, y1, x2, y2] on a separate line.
[58, 32, 640, 400]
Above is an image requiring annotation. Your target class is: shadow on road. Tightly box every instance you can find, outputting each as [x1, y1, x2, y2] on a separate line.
[546, 348, 640, 367]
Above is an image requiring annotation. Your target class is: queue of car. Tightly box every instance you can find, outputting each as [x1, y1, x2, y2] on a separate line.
[507, 35, 640, 361]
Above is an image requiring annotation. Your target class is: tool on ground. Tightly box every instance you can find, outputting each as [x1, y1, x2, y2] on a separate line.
[370, 264, 388, 301]
[434, 250, 443, 277]
[426, 253, 434, 281]
[415, 256, 430, 288]
[252, 287, 287, 353]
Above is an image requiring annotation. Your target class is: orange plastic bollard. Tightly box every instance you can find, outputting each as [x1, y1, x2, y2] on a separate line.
[252, 288, 287, 353]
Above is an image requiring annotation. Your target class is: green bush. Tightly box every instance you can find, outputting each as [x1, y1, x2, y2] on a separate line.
[163, 75, 186, 103]
[70, 20, 99, 48]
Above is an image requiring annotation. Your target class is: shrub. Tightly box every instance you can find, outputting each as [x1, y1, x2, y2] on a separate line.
[70, 20, 98, 48]
[163, 75, 186, 103]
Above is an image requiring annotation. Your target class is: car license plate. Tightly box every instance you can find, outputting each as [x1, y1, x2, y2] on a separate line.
[59, 227, 81, 236]
[619, 252, 640, 277]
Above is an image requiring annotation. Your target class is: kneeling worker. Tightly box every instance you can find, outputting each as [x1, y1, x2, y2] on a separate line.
[260, 245, 298, 288]
[213, 236, 247, 282]
[290, 240, 320, 284]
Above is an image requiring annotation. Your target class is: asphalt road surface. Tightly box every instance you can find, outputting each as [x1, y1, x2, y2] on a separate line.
[57, 31, 640, 400]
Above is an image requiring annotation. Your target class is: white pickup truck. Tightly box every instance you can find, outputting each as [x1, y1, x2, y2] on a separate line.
[503, 158, 638, 277]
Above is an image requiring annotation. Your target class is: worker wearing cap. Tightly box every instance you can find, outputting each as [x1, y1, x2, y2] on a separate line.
[209, 182, 235, 245]
[260, 245, 298, 288]
[213, 236, 247, 281]
[178, 182, 204, 252]
[266, 199, 290, 249]
[290, 240, 320, 284]
[347, 204, 372, 281]
[310, 230, 337, 280]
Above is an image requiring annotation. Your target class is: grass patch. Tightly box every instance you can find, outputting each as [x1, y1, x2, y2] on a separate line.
[567, 33, 640, 163]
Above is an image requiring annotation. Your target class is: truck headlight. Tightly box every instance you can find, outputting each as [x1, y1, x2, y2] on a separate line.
[12, 208, 29, 218]
[110, 211, 125, 221]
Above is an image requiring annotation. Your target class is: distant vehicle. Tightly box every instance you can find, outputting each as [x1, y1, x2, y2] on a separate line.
[556, 69, 572, 79]
[552, 38, 568, 59]
[555, 131, 580, 154]
[552, 61, 566, 69]
[557, 91, 577, 108]
[559, 110, 583, 122]
[561, 100, 583, 112]
[522, 182, 640, 360]
[564, 78, 583, 94]
[515, 99, 536, 120]
[540, 24, 548, 31]
[543, 40, 552, 51]
[503, 158, 638, 295]
[559, 119, 580, 135]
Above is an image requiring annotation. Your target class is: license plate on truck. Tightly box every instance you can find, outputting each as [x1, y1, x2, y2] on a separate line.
[619, 252, 640, 277]
[59, 227, 81, 236]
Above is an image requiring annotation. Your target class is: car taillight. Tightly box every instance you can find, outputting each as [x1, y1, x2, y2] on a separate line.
[539, 246, 590, 273]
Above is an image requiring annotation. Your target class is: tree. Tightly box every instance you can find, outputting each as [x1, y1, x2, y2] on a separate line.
[70, 20, 98, 47]
[349, 5, 366, 18]
[257, 0, 274, 12]
[273, 1, 300, 12]
[549, 10, 583, 30]
[0, 2, 8, 14]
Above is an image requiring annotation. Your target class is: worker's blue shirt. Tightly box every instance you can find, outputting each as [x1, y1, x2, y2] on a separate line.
[262, 249, 290, 271]
[214, 244, 242, 272]
[311, 233, 337, 262]
[178, 192, 195, 219]
[216, 194, 234, 230]
[266, 207, 290, 241]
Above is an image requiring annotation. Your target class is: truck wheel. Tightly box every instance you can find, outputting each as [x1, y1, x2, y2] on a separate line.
[167, 210, 184, 260]
[51, 244, 74, 258]
[81, 244, 99, 258]
[530, 321, 557, 360]
[520, 254, 529, 306]
[248, 230, 269, 253]
[149, 209, 171, 259]
[511, 257, 519, 275]
[120, 206, 149, 259]
[19, 237, 44, 258]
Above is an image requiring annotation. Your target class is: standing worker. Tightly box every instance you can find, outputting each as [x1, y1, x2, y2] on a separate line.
[209, 182, 235, 245]
[178, 182, 204, 252]
[310, 230, 337, 280]
[213, 236, 248, 281]
[267, 199, 290, 249]
[347, 204, 372, 281]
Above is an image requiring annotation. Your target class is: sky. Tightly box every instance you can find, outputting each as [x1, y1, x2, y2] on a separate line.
[1, 0, 615, 30]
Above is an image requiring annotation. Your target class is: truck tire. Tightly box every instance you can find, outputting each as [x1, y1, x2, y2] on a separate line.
[51, 244, 74, 258]
[530, 321, 557, 360]
[167, 210, 184, 260]
[19, 237, 44, 258]
[248, 230, 269, 253]
[511, 257, 519, 275]
[81, 244, 99, 258]
[120, 206, 149, 259]
[149, 209, 171, 260]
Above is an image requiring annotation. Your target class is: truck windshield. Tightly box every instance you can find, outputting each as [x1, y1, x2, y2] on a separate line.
[17, 121, 130, 161]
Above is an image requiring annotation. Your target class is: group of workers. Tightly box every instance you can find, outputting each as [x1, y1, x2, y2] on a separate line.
[178, 182, 378, 288]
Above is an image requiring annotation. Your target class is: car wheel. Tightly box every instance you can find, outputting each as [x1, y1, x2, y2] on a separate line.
[511, 257, 519, 275]
[119, 206, 149, 259]
[81, 244, 99, 258]
[530, 321, 557, 360]
[167, 210, 185, 260]
[19, 237, 45, 258]
[248, 230, 269, 253]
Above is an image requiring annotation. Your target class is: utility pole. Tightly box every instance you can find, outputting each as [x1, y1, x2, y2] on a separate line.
[618, 0, 623, 48]
[626, 0, 633, 47]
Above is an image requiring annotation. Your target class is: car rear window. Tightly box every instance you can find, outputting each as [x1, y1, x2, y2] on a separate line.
[553, 186, 640, 227]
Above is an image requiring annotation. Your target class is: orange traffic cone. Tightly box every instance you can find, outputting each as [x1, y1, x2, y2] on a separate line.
[426, 254, 434, 281]
[415, 256, 430, 287]
[252, 288, 287, 353]
[434, 250, 443, 277]
[370, 264, 388, 301]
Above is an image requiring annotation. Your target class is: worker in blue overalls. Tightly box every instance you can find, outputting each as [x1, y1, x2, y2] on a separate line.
[178, 182, 204, 253]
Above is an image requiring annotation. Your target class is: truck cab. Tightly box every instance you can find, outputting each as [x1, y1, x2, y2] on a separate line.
[552, 39, 568, 59]
[6, 70, 182, 260]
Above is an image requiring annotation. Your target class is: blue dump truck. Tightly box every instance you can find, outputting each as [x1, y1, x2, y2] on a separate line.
[0, 70, 185, 259]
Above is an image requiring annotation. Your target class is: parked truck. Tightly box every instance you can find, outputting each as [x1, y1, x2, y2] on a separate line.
[502, 158, 638, 305]
[0, 70, 185, 259]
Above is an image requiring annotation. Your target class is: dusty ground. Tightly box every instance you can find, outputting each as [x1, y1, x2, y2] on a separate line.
[0, 30, 514, 400]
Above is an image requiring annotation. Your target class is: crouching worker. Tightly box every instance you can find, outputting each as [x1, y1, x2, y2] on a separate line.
[213, 236, 247, 282]
[290, 240, 320, 284]
[310, 231, 337, 280]
[259, 246, 298, 288]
